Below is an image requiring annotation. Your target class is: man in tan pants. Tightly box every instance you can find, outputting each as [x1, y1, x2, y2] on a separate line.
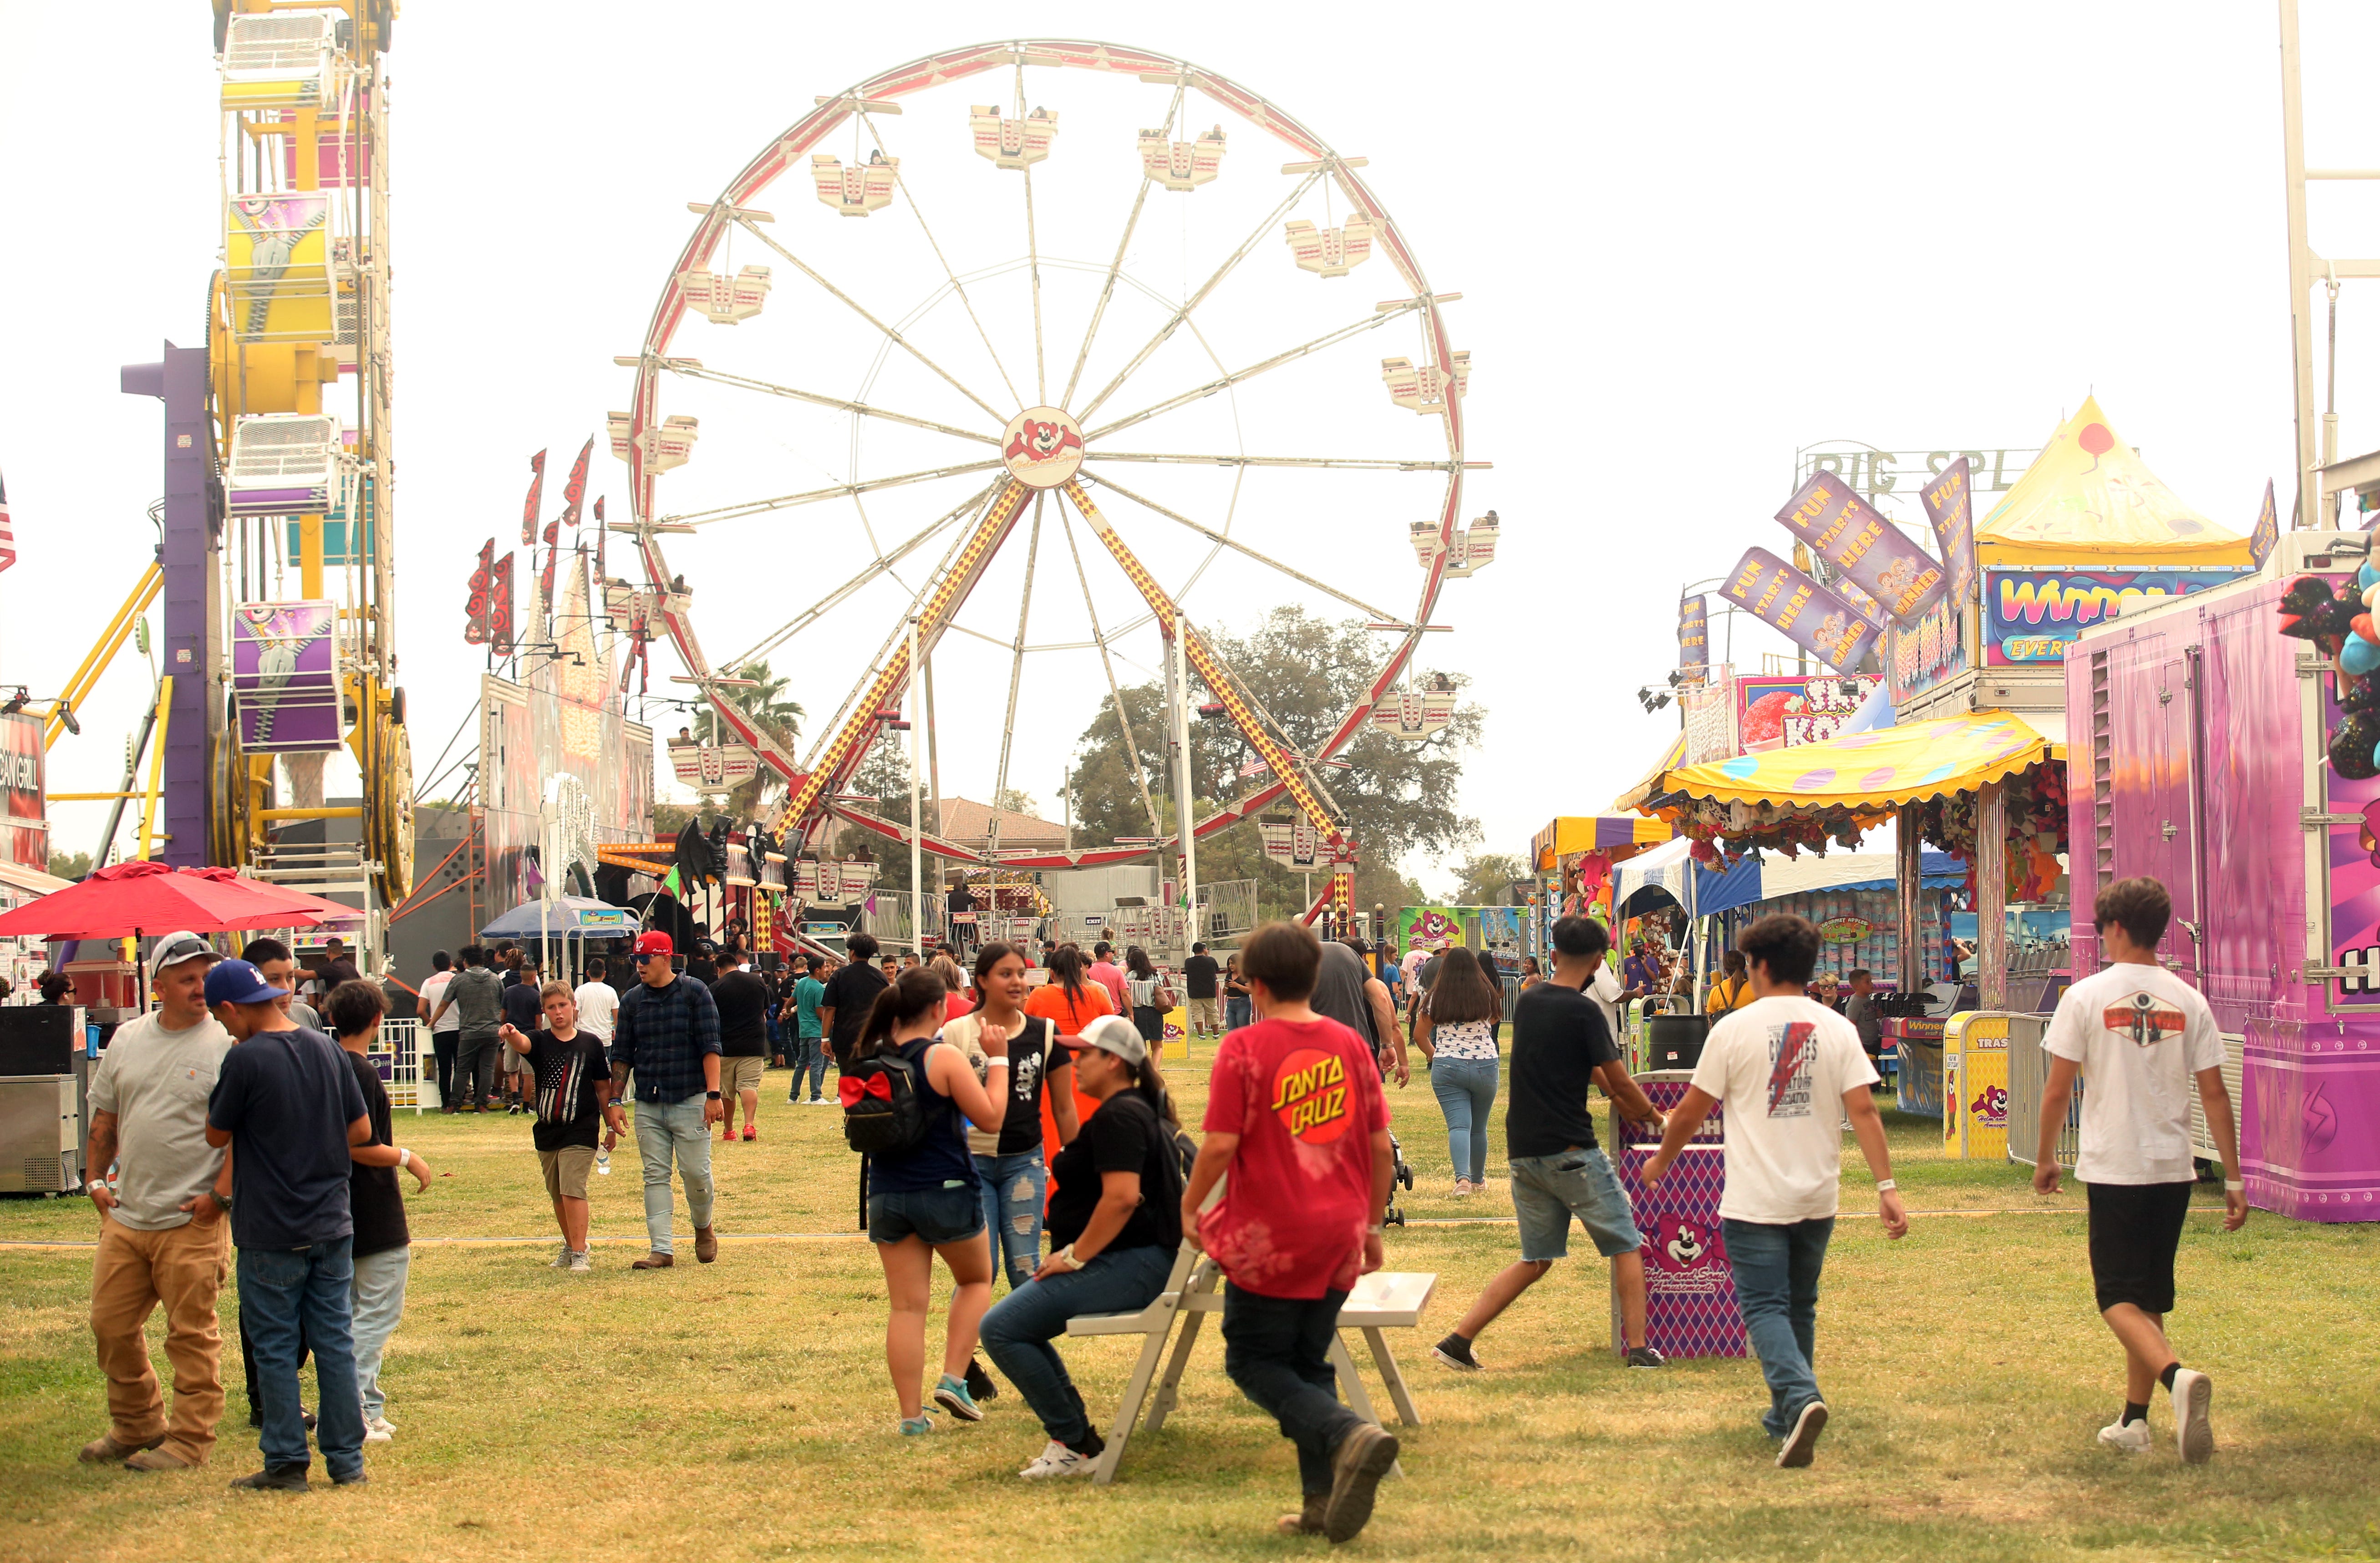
[81, 932, 237, 1470]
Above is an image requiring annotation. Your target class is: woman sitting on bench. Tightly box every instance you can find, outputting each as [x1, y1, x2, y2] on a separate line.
[979, 1014, 1185, 1479]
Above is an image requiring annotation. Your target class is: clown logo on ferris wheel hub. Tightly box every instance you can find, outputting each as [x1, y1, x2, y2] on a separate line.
[1001, 407, 1085, 490]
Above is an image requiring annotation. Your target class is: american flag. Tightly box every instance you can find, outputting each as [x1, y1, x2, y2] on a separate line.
[0, 464, 13, 573]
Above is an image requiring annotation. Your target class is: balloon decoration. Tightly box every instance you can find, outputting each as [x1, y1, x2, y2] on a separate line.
[2279, 568, 2380, 774]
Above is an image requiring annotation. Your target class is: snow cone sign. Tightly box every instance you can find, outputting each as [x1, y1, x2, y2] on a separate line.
[1734, 674, 1876, 754]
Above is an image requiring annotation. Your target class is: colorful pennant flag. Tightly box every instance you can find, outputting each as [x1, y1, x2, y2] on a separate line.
[489, 551, 516, 653]
[520, 449, 545, 546]
[559, 436, 593, 529]
[464, 538, 494, 645]
[0, 464, 14, 574]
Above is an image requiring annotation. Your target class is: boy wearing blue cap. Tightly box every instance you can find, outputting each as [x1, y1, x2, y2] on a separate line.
[204, 958, 373, 1492]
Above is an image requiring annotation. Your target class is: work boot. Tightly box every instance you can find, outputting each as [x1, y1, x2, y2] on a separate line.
[228, 1465, 310, 1492]
[694, 1225, 719, 1264]
[124, 1446, 199, 1472]
[631, 1251, 674, 1269]
[78, 1430, 166, 1465]
[1278, 1494, 1329, 1536]
[1323, 1423, 1399, 1543]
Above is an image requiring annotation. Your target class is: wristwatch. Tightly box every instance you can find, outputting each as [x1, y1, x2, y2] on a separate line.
[208, 1190, 232, 1212]
[706, 1090, 722, 1099]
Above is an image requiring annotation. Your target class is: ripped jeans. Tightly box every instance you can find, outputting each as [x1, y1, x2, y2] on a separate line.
[973, 1149, 1048, 1294]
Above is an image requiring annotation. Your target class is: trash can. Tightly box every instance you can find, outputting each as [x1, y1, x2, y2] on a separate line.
[1607, 1071, 1744, 1360]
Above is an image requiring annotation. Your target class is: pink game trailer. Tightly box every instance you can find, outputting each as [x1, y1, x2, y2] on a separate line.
[2064, 531, 2380, 1222]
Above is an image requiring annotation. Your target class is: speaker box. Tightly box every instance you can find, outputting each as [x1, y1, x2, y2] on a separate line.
[1647, 1014, 1709, 1072]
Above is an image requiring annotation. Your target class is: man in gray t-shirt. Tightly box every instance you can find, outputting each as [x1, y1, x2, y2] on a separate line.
[81, 932, 237, 1471]
[1843, 970, 1884, 1066]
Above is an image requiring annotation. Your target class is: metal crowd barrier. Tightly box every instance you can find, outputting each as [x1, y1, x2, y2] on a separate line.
[2002, 1012, 2079, 1168]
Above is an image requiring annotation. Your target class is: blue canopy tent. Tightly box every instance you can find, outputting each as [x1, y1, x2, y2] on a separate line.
[479, 897, 638, 984]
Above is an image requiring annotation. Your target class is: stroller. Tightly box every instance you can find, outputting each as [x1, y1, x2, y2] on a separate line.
[1382, 1132, 1416, 1227]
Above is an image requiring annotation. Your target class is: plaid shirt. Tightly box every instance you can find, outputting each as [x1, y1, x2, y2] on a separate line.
[612, 974, 722, 1104]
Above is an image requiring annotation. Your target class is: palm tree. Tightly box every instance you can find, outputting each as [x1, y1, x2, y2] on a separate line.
[693, 660, 804, 820]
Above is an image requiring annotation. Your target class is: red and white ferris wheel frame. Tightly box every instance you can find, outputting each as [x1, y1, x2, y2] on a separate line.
[623, 38, 1469, 875]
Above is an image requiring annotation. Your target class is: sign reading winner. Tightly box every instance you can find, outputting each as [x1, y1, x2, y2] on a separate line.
[1775, 472, 1949, 624]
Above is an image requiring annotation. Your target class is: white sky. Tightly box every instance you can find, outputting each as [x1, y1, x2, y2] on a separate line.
[1, 2, 2372, 893]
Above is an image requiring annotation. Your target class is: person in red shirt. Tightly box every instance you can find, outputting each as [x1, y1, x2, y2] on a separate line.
[1182, 921, 1398, 1545]
[1024, 946, 1114, 1159]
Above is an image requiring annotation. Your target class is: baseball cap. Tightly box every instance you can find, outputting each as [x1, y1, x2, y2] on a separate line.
[1072, 1014, 1147, 1068]
[151, 931, 220, 973]
[204, 958, 288, 1008]
[633, 931, 674, 959]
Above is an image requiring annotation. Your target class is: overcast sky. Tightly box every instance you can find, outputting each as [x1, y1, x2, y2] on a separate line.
[1, 2, 2369, 893]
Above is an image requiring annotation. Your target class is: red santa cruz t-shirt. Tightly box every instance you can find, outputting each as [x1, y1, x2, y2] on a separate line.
[1198, 1015, 1388, 1299]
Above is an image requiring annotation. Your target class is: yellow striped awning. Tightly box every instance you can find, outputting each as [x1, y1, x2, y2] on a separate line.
[1657, 711, 2063, 815]
[1611, 731, 1688, 815]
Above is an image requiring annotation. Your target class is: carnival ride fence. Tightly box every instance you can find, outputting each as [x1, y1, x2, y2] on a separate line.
[2003, 1012, 2080, 1168]
[375, 1018, 430, 1113]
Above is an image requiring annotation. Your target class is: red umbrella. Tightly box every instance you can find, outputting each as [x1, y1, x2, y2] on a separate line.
[0, 860, 362, 941]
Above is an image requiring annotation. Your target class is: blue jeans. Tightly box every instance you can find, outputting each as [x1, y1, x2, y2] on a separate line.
[1722, 1216, 1834, 1437]
[980, 1243, 1176, 1444]
[1429, 1056, 1499, 1183]
[347, 1246, 409, 1421]
[787, 1034, 826, 1100]
[974, 1150, 1048, 1293]
[1225, 996, 1252, 1032]
[1222, 1283, 1366, 1497]
[237, 1239, 365, 1479]
[634, 1095, 716, 1254]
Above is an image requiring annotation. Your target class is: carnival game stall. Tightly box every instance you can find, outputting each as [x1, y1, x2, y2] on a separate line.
[1527, 812, 1675, 961]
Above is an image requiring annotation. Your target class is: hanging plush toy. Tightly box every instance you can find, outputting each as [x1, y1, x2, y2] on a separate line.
[2329, 710, 2380, 781]
[2280, 572, 2380, 771]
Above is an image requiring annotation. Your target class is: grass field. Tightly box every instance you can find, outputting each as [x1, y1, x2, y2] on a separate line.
[2, 1057, 2376, 1563]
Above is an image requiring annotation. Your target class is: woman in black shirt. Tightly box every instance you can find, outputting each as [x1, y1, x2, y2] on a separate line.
[944, 943, 1079, 1294]
[978, 1013, 1186, 1480]
[325, 980, 432, 1441]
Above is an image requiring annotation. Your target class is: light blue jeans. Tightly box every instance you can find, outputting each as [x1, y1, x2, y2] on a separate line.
[237, 1238, 364, 1479]
[1722, 1216, 1834, 1437]
[980, 1244, 1177, 1445]
[1225, 996, 1252, 1032]
[348, 1245, 410, 1421]
[1429, 1055, 1500, 1183]
[788, 1035, 827, 1101]
[974, 1149, 1048, 1293]
[634, 1094, 716, 1255]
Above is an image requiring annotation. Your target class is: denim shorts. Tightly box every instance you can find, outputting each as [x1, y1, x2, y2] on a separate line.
[868, 1183, 985, 1246]
[1509, 1147, 1643, 1261]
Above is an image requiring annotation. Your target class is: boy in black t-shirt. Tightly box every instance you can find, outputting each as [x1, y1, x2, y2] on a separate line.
[1434, 916, 1670, 1373]
[502, 982, 624, 1273]
[324, 981, 432, 1442]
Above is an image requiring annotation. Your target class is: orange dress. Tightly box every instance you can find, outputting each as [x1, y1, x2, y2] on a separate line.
[1024, 980, 1115, 1161]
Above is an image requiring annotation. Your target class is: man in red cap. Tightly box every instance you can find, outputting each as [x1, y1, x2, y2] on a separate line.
[609, 932, 725, 1268]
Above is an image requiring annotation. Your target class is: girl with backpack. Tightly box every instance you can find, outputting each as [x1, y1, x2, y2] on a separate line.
[1124, 946, 1172, 1047]
[846, 968, 1012, 1434]
[977, 1013, 1189, 1479]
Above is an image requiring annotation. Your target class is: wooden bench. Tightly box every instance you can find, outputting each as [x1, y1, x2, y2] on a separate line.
[1067, 1250, 1436, 1485]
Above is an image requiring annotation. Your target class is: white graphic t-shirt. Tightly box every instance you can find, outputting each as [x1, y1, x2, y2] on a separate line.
[573, 981, 620, 1042]
[1689, 995, 1878, 1224]
[2043, 961, 2222, 1185]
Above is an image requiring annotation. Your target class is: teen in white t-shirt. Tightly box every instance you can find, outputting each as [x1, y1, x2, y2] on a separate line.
[1644, 913, 1904, 1472]
[2031, 876, 2243, 1467]
[573, 965, 620, 1044]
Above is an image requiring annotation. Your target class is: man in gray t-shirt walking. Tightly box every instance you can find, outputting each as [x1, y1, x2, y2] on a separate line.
[80, 932, 236, 1471]
[429, 945, 508, 1111]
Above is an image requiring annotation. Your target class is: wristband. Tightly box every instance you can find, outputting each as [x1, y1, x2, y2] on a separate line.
[1874, 1179, 1896, 1193]
[397, 1148, 412, 1169]
[986, 1057, 1011, 1068]
[2224, 1179, 2244, 1193]
[706, 1091, 722, 1099]
[1366, 1223, 1386, 1236]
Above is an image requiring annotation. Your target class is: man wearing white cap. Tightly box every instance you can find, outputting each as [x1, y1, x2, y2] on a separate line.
[79, 932, 236, 1472]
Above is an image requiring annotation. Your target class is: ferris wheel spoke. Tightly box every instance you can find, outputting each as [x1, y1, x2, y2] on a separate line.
[1082, 302, 1421, 443]
[1088, 452, 1469, 472]
[986, 494, 1046, 853]
[660, 458, 1005, 528]
[854, 107, 1026, 411]
[663, 363, 999, 447]
[733, 213, 1008, 426]
[1057, 499, 1164, 835]
[1061, 176, 1154, 410]
[1074, 170, 1324, 425]
[1024, 163, 1048, 406]
[1079, 472, 1405, 626]
[722, 481, 997, 670]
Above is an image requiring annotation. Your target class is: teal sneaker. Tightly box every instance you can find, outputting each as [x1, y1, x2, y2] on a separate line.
[899, 1415, 934, 1436]
[931, 1374, 983, 1423]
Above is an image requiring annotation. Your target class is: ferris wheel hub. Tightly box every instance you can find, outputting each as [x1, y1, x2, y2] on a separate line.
[999, 406, 1086, 490]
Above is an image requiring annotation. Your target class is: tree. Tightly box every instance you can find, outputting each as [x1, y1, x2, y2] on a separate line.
[834, 731, 916, 894]
[693, 660, 804, 820]
[1067, 607, 1485, 924]
[992, 787, 1039, 820]
[1447, 852, 1527, 907]
[47, 849, 90, 881]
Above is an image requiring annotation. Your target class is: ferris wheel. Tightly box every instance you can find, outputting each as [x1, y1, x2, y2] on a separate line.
[612, 39, 1494, 921]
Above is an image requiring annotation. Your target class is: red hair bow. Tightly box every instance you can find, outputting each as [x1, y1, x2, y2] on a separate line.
[838, 1075, 890, 1107]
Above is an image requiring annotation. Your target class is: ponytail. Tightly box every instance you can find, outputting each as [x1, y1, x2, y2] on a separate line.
[859, 968, 948, 1054]
[1133, 1052, 1180, 1128]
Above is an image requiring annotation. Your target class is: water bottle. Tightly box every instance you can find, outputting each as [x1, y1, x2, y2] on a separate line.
[595, 1145, 611, 1177]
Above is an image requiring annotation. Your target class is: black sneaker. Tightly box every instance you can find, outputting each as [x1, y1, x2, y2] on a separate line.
[229, 1465, 310, 1492]
[331, 1471, 368, 1487]
[965, 1358, 1000, 1403]
[1626, 1345, 1668, 1368]
[1776, 1400, 1828, 1468]
[1431, 1335, 1481, 1371]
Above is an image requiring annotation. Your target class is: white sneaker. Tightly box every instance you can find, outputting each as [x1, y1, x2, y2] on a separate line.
[550, 1244, 572, 1269]
[1018, 1440, 1095, 1480]
[363, 1416, 395, 1443]
[2169, 1367, 2214, 1464]
[2096, 1417, 2152, 1454]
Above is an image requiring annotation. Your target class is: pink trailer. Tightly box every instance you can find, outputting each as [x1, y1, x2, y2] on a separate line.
[2065, 532, 2380, 1221]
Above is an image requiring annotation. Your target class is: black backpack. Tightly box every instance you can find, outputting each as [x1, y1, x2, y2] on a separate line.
[843, 1037, 931, 1229]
